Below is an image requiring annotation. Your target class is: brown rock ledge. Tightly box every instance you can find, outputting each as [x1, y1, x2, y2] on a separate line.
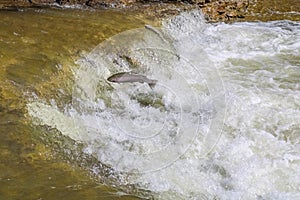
[0, 0, 252, 22]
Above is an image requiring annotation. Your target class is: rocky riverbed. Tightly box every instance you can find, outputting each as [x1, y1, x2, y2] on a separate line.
[1, 0, 299, 22]
[0, 0, 275, 22]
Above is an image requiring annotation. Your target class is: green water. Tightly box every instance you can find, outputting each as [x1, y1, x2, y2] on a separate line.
[0, 8, 153, 200]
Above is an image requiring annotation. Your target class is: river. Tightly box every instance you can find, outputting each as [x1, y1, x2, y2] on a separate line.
[1, 4, 299, 200]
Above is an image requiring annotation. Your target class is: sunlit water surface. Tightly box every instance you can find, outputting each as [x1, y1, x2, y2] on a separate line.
[0, 8, 153, 200]
[1, 6, 300, 200]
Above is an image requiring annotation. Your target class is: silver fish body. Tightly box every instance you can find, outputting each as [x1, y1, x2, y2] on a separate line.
[107, 72, 157, 88]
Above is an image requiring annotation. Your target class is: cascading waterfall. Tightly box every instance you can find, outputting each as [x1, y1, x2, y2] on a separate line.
[28, 10, 300, 199]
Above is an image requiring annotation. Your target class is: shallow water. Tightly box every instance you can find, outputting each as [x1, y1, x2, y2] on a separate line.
[246, 0, 300, 21]
[1, 4, 300, 200]
[0, 8, 152, 200]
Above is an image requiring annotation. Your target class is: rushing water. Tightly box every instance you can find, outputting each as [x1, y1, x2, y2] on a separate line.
[1, 5, 300, 200]
[25, 9, 300, 200]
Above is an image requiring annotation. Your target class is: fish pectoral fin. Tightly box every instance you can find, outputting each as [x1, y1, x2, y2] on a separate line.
[148, 80, 158, 89]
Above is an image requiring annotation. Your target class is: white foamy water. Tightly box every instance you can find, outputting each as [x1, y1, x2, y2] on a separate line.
[28, 10, 300, 199]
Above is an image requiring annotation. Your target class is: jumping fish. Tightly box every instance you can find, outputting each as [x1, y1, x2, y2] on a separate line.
[107, 72, 157, 88]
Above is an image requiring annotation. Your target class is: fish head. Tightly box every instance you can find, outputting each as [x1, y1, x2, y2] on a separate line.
[107, 74, 119, 82]
[107, 72, 128, 83]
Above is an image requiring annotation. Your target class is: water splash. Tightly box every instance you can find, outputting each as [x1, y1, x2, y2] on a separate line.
[28, 10, 300, 199]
